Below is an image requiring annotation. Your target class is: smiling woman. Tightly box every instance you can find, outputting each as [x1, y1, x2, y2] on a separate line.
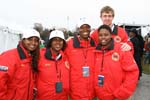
[0, 28, 40, 100]
[36, 30, 69, 100]
[94, 25, 139, 100]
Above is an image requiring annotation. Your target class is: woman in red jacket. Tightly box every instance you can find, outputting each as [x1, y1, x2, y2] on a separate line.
[36, 30, 69, 100]
[0, 29, 40, 100]
[94, 25, 139, 100]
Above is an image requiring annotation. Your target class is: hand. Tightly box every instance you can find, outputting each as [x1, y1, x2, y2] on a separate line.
[120, 43, 131, 51]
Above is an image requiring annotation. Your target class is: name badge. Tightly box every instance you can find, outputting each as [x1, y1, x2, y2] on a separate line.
[82, 66, 89, 77]
[55, 82, 63, 93]
[98, 75, 104, 86]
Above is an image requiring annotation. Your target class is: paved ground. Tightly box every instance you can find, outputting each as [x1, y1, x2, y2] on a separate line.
[132, 73, 150, 100]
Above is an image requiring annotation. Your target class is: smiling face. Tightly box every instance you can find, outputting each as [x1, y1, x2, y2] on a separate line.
[100, 12, 114, 26]
[98, 26, 112, 46]
[22, 36, 40, 52]
[100, 6, 114, 26]
[51, 37, 64, 54]
[79, 24, 91, 40]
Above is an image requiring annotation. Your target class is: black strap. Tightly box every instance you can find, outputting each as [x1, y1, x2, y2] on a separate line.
[17, 44, 26, 60]
[45, 48, 62, 60]
[73, 34, 95, 48]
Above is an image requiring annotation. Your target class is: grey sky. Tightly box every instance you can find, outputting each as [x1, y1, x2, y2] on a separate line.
[0, 0, 150, 31]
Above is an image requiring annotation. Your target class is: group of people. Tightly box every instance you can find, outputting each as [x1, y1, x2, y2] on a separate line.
[0, 5, 139, 100]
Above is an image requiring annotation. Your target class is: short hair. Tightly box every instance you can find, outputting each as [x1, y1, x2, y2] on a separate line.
[98, 25, 112, 34]
[100, 6, 115, 17]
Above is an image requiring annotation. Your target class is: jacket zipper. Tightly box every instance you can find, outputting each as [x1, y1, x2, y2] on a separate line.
[11, 89, 17, 100]
[27, 69, 31, 100]
[101, 50, 105, 72]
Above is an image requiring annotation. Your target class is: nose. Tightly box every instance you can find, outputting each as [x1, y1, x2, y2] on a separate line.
[31, 40, 37, 45]
[30, 38, 39, 45]
[101, 35, 105, 39]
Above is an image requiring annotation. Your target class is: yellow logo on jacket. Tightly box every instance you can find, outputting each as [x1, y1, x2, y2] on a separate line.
[45, 64, 51, 67]
[20, 64, 25, 67]
[114, 36, 121, 43]
[112, 52, 119, 61]
[65, 61, 70, 69]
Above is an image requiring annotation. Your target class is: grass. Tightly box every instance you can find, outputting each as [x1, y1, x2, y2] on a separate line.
[141, 57, 150, 74]
[142, 63, 150, 74]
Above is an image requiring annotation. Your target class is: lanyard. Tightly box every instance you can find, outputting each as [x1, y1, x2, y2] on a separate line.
[100, 50, 105, 72]
[82, 47, 88, 66]
[55, 60, 61, 81]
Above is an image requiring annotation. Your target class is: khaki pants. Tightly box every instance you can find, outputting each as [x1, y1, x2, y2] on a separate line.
[127, 96, 133, 100]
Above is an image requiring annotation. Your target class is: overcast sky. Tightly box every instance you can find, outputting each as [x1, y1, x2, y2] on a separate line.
[0, 0, 150, 31]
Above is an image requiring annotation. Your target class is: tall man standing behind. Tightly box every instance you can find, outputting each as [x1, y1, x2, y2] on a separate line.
[91, 6, 132, 51]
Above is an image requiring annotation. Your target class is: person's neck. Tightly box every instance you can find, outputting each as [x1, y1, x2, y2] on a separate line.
[80, 37, 89, 41]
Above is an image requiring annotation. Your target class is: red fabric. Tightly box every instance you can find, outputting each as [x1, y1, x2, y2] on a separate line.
[94, 42, 139, 100]
[0, 44, 34, 100]
[65, 37, 95, 100]
[36, 48, 69, 100]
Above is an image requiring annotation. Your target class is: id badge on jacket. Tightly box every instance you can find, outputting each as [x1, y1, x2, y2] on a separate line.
[98, 75, 104, 86]
[55, 82, 63, 93]
[82, 66, 90, 77]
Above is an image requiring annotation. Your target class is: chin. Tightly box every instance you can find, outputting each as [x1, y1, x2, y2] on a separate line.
[55, 49, 61, 51]
[101, 42, 107, 46]
[29, 49, 36, 52]
[102, 44, 107, 46]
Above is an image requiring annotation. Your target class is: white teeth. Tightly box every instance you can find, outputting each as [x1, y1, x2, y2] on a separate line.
[83, 32, 88, 35]
[55, 45, 60, 48]
[101, 40, 106, 43]
[30, 46, 35, 48]
[29, 45, 35, 48]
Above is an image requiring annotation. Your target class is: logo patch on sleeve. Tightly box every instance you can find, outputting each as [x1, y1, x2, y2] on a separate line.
[114, 36, 121, 43]
[0, 65, 8, 71]
[112, 52, 120, 61]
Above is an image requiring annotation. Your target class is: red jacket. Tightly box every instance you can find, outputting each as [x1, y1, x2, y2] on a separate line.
[65, 35, 96, 100]
[0, 44, 35, 100]
[36, 48, 69, 100]
[94, 40, 139, 100]
[91, 25, 129, 45]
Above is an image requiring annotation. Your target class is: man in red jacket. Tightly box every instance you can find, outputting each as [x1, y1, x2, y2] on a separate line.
[65, 19, 96, 100]
[0, 29, 40, 100]
[91, 6, 132, 51]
